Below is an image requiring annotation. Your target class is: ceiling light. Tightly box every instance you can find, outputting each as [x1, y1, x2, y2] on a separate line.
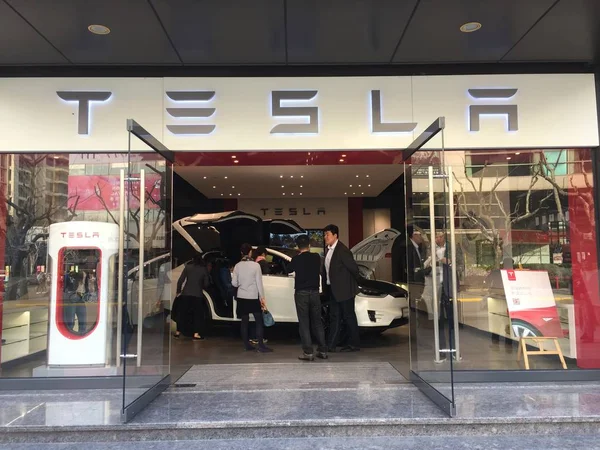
[300, 193, 303, 196]
[342, 154, 347, 158]
[88, 24, 111, 35]
[290, 176, 294, 178]
[300, 185, 303, 188]
[221, 193, 224, 196]
[224, 176, 228, 179]
[283, 193, 286, 196]
[356, 175, 359, 178]
[368, 184, 371, 187]
[291, 193, 294, 196]
[232, 186, 235, 188]
[339, 159, 345, 163]
[203, 176, 207, 179]
[506, 157, 512, 160]
[281, 185, 285, 188]
[344, 192, 347, 195]
[350, 185, 353, 187]
[460, 22, 482, 33]
[231, 156, 236, 159]
[234, 160, 239, 164]
[213, 186, 216, 189]
[280, 175, 284, 178]
[353, 192, 356, 195]
[300, 175, 304, 178]
[358, 185, 362, 187]
[515, 152, 521, 155]
[361, 192, 364, 195]
[229, 193, 232, 196]
[238, 193, 241, 196]
[366, 175, 370, 178]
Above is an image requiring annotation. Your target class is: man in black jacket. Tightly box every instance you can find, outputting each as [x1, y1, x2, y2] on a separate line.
[323, 224, 361, 352]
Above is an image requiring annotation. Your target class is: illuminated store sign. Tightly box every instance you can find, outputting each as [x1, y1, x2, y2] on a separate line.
[56, 88, 518, 136]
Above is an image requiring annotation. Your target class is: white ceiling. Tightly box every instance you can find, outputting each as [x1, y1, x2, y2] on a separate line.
[175, 164, 404, 199]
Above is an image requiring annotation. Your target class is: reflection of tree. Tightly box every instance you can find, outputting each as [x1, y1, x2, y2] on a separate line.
[93, 169, 165, 249]
[453, 161, 551, 269]
[4, 155, 79, 300]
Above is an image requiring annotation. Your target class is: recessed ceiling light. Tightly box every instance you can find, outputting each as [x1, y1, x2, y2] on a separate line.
[229, 193, 232, 196]
[460, 22, 482, 33]
[506, 157, 512, 160]
[356, 175, 359, 178]
[291, 193, 294, 196]
[368, 184, 371, 187]
[342, 154, 347, 158]
[353, 192, 356, 195]
[283, 193, 286, 196]
[232, 186, 235, 188]
[224, 176, 228, 179]
[281, 185, 285, 188]
[515, 152, 521, 155]
[231, 156, 236, 159]
[361, 192, 364, 195]
[290, 176, 294, 178]
[358, 185, 362, 187]
[344, 192, 347, 195]
[300, 175, 304, 178]
[203, 176, 207, 179]
[238, 193, 241, 196]
[300, 185, 303, 188]
[300, 193, 303, 196]
[221, 193, 224, 196]
[339, 159, 345, 162]
[366, 175, 370, 178]
[88, 24, 110, 35]
[234, 160, 239, 164]
[213, 186, 216, 189]
[280, 175, 284, 178]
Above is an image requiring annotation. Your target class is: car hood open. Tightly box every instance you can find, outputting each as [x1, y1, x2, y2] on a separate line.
[351, 228, 400, 273]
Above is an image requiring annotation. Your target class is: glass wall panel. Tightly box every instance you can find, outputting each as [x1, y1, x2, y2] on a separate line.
[445, 148, 599, 371]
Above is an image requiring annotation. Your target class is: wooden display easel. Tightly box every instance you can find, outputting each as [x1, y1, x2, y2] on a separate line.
[517, 337, 567, 370]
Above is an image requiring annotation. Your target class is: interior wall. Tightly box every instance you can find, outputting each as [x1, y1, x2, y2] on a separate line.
[238, 197, 349, 245]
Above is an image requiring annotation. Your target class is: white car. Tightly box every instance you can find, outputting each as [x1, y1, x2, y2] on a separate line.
[164, 211, 409, 332]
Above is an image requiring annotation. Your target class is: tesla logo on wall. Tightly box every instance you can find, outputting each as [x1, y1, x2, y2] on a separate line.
[56, 87, 519, 136]
[261, 208, 326, 216]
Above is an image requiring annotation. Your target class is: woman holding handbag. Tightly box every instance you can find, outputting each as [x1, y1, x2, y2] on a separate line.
[174, 253, 210, 340]
[232, 243, 273, 353]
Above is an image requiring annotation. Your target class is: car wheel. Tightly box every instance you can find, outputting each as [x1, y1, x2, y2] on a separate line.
[511, 320, 541, 338]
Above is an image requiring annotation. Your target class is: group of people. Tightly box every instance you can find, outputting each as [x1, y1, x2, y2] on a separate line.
[173, 223, 363, 361]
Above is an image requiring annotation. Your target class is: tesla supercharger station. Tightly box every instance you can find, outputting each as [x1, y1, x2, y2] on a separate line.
[47, 221, 119, 366]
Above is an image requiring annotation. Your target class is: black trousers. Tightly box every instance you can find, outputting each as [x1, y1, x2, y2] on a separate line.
[327, 295, 360, 349]
[295, 289, 327, 354]
[176, 295, 205, 336]
[241, 311, 264, 346]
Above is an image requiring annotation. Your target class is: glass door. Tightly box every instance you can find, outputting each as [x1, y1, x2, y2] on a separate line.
[403, 118, 459, 416]
[120, 120, 173, 422]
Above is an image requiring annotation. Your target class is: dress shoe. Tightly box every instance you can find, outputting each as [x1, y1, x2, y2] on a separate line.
[339, 345, 360, 352]
[316, 351, 329, 360]
[250, 338, 268, 345]
[298, 353, 314, 361]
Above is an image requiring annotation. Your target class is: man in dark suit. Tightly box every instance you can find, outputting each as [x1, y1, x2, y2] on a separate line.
[323, 224, 361, 352]
[405, 225, 427, 302]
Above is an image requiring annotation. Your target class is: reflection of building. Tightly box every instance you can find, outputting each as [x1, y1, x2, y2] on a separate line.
[7, 155, 70, 222]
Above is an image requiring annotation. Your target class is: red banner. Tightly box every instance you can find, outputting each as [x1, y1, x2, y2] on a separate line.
[68, 174, 162, 211]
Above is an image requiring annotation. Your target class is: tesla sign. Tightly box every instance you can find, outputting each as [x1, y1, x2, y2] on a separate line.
[56, 88, 518, 136]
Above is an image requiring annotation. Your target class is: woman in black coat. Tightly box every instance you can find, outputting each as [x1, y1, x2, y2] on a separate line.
[173, 253, 210, 340]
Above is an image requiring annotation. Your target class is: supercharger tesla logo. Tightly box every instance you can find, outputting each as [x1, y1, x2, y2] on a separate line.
[56, 87, 519, 136]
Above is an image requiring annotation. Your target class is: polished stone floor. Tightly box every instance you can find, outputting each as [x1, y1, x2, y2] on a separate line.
[1, 363, 599, 429]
